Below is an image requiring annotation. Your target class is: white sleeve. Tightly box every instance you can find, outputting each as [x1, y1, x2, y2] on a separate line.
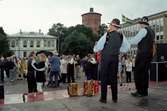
[128, 28, 147, 45]
[120, 35, 131, 53]
[31, 61, 45, 71]
[93, 33, 107, 52]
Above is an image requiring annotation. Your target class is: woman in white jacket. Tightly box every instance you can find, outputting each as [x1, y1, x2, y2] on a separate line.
[60, 55, 68, 83]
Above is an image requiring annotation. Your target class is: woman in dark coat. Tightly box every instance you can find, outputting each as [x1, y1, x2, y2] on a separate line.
[27, 52, 37, 93]
[67, 56, 75, 83]
[32, 53, 46, 92]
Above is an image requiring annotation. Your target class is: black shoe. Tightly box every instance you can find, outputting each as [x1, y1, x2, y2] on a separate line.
[112, 99, 117, 103]
[131, 92, 142, 97]
[99, 99, 107, 103]
[140, 93, 148, 97]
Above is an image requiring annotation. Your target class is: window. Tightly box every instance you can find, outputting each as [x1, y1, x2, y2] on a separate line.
[160, 18, 164, 32]
[23, 52, 27, 57]
[156, 36, 159, 40]
[44, 40, 47, 47]
[30, 41, 34, 47]
[48, 41, 51, 47]
[160, 35, 163, 40]
[36, 40, 40, 47]
[51, 41, 55, 47]
[155, 19, 160, 33]
[11, 40, 15, 48]
[23, 40, 27, 47]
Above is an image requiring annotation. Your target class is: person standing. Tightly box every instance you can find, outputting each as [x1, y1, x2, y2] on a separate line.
[99, 19, 123, 103]
[60, 55, 68, 83]
[33, 53, 47, 92]
[48, 52, 61, 87]
[27, 52, 37, 93]
[20, 57, 28, 79]
[125, 58, 132, 83]
[129, 17, 155, 97]
[67, 55, 75, 83]
[0, 57, 5, 83]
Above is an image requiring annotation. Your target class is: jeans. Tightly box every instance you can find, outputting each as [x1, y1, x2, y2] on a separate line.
[48, 71, 59, 87]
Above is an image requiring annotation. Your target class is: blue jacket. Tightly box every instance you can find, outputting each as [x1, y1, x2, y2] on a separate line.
[49, 55, 60, 72]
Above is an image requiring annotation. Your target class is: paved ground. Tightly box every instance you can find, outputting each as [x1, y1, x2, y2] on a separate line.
[1, 87, 167, 111]
[0, 79, 167, 111]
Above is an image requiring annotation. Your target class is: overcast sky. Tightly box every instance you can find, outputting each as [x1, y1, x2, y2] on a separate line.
[0, 0, 167, 34]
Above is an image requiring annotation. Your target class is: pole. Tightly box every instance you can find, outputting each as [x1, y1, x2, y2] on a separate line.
[155, 62, 159, 87]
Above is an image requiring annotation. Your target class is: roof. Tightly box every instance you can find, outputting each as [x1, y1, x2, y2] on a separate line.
[8, 32, 56, 38]
[121, 10, 167, 27]
[81, 12, 102, 16]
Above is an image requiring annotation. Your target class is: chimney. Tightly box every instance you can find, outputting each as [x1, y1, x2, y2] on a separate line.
[39, 29, 41, 34]
[90, 8, 94, 12]
[20, 29, 22, 34]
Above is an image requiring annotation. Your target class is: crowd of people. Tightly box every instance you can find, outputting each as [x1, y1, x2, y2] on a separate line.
[0, 51, 135, 93]
[0, 16, 155, 105]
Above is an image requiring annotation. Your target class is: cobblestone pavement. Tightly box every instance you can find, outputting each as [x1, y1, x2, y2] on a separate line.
[0, 80, 167, 111]
[0, 88, 167, 111]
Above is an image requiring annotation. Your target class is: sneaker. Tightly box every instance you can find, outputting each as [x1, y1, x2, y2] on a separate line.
[140, 93, 148, 97]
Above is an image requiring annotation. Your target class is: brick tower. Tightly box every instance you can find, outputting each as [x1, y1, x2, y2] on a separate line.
[82, 8, 102, 36]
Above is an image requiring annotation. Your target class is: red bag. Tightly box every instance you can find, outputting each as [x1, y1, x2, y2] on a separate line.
[93, 80, 99, 96]
[83, 80, 99, 96]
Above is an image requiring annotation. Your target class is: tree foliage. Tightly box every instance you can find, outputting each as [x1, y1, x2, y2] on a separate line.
[48, 23, 68, 53]
[48, 24, 96, 56]
[62, 31, 92, 57]
[98, 23, 108, 37]
[0, 27, 9, 56]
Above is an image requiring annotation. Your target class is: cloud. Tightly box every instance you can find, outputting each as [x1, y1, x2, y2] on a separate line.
[0, 0, 167, 34]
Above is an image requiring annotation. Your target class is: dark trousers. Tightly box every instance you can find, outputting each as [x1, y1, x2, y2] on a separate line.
[61, 73, 67, 83]
[100, 55, 118, 101]
[67, 73, 75, 83]
[134, 54, 151, 95]
[0, 85, 4, 99]
[126, 71, 131, 83]
[48, 71, 59, 87]
[0, 68, 4, 82]
[27, 73, 37, 93]
[86, 72, 92, 80]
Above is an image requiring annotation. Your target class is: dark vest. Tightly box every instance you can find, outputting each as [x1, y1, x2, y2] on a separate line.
[137, 27, 155, 56]
[102, 31, 123, 57]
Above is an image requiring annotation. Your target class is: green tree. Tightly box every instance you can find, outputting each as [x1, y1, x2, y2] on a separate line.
[0, 27, 9, 57]
[69, 25, 97, 42]
[98, 23, 108, 37]
[62, 31, 92, 57]
[48, 23, 68, 54]
[48, 24, 96, 55]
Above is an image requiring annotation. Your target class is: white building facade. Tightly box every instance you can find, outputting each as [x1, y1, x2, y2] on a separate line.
[120, 11, 167, 56]
[7, 31, 57, 58]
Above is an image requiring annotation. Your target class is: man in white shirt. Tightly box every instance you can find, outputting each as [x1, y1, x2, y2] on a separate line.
[129, 17, 155, 97]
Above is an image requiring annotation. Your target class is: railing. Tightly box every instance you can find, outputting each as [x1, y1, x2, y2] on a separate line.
[151, 61, 167, 87]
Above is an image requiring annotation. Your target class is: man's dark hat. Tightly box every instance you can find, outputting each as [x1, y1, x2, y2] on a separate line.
[108, 18, 121, 28]
[138, 16, 149, 25]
